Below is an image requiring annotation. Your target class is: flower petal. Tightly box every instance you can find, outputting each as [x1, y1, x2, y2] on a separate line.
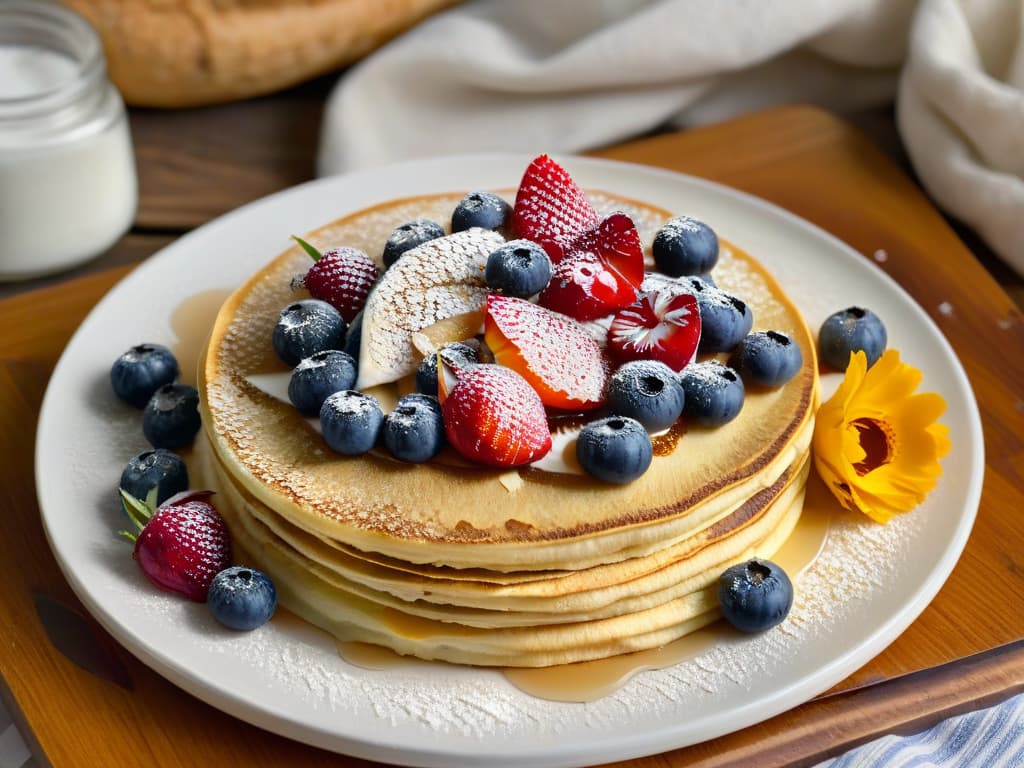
[810, 346, 948, 524]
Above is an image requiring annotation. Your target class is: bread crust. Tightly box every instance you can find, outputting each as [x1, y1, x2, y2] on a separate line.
[60, 0, 460, 107]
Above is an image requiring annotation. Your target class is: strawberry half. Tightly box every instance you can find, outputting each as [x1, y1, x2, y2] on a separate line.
[440, 363, 552, 467]
[512, 153, 599, 260]
[485, 294, 606, 410]
[607, 286, 701, 372]
[294, 236, 381, 323]
[120, 489, 232, 602]
[538, 212, 644, 321]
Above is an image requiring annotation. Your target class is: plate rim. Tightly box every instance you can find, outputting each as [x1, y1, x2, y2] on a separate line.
[35, 152, 985, 768]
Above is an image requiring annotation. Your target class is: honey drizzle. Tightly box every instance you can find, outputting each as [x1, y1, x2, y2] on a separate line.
[170, 288, 231, 386]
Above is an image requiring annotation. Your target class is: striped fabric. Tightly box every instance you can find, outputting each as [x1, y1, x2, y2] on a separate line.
[815, 692, 1024, 767]
[1, 692, 1021, 765]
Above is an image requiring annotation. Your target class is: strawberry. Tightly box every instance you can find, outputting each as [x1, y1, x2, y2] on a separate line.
[512, 153, 599, 260]
[120, 489, 232, 602]
[439, 363, 552, 467]
[293, 236, 381, 323]
[537, 212, 644, 321]
[607, 286, 701, 372]
[485, 294, 606, 410]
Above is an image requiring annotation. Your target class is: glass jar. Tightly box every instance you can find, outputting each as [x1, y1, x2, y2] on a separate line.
[0, 0, 137, 280]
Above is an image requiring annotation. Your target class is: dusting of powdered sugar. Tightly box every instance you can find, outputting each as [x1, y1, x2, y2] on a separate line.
[166, 504, 925, 740]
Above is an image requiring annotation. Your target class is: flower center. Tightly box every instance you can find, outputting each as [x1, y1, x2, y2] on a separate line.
[852, 417, 893, 475]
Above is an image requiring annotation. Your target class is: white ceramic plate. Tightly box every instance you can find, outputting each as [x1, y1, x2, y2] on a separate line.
[37, 155, 984, 768]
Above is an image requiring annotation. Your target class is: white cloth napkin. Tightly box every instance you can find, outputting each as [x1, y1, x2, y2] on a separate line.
[318, 0, 1024, 276]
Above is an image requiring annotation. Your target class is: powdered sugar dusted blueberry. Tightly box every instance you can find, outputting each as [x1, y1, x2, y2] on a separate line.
[730, 330, 803, 387]
[485, 239, 552, 298]
[451, 191, 511, 232]
[695, 286, 753, 353]
[606, 360, 685, 432]
[320, 390, 384, 455]
[208, 566, 278, 631]
[383, 393, 445, 463]
[272, 299, 347, 368]
[818, 306, 887, 370]
[383, 219, 445, 268]
[142, 383, 201, 449]
[288, 349, 357, 416]
[576, 416, 653, 484]
[653, 216, 719, 277]
[120, 449, 189, 506]
[679, 360, 745, 427]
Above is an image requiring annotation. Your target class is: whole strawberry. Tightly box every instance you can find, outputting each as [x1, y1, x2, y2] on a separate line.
[293, 236, 380, 323]
[439, 362, 552, 467]
[120, 489, 232, 602]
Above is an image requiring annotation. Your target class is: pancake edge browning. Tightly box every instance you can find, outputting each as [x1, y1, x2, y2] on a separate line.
[201, 190, 819, 572]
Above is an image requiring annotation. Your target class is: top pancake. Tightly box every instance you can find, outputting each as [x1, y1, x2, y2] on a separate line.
[201, 190, 818, 571]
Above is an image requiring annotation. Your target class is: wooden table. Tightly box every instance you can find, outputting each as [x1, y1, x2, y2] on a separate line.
[2, 99, 1023, 767]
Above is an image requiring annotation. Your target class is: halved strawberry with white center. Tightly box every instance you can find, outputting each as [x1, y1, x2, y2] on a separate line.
[293, 236, 381, 323]
[439, 362, 552, 467]
[607, 287, 701, 372]
[538, 212, 644, 321]
[512, 153, 599, 260]
[485, 294, 607, 410]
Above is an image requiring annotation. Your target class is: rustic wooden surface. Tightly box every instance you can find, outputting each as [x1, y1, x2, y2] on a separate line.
[1, 101, 1023, 767]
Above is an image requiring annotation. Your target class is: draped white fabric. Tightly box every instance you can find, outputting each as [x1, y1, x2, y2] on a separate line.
[318, 0, 1024, 276]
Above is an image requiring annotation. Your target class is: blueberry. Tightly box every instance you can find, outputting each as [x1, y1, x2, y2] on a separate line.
[694, 285, 754, 353]
[575, 416, 653, 484]
[415, 341, 480, 395]
[653, 216, 720, 277]
[142, 384, 201, 449]
[606, 360, 685, 432]
[818, 306, 887, 370]
[119, 449, 189, 506]
[344, 310, 363, 362]
[717, 559, 793, 633]
[110, 343, 179, 407]
[451, 191, 511, 232]
[272, 299, 347, 368]
[207, 566, 277, 630]
[382, 394, 445, 463]
[729, 330, 803, 388]
[485, 239, 552, 298]
[288, 350, 358, 416]
[320, 390, 383, 455]
[383, 219, 445, 268]
[679, 360, 745, 427]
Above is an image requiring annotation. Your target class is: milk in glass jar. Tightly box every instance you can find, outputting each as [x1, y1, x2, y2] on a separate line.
[0, 0, 137, 280]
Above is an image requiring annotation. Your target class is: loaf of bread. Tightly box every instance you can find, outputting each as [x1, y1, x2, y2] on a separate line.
[60, 0, 460, 107]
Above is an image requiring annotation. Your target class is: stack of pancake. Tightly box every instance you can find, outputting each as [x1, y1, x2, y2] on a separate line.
[197, 191, 818, 668]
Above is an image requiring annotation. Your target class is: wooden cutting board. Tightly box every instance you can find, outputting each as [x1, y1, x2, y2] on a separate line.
[1, 105, 1022, 767]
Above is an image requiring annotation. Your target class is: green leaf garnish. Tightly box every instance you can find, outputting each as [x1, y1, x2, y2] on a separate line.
[292, 235, 322, 262]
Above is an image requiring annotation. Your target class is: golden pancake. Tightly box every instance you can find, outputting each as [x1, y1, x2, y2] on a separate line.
[201, 192, 818, 574]
[197, 436, 808, 666]
[197, 180, 819, 666]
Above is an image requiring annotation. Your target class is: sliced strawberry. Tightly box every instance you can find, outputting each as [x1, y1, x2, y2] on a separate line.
[440, 363, 552, 467]
[538, 212, 644, 321]
[485, 294, 606, 410]
[293, 236, 381, 323]
[120, 489, 232, 602]
[607, 287, 702, 372]
[512, 153, 599, 260]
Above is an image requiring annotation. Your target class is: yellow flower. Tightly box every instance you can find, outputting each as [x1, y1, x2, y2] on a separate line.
[812, 349, 951, 524]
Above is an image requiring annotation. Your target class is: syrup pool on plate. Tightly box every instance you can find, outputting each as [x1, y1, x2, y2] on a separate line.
[335, 503, 831, 704]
